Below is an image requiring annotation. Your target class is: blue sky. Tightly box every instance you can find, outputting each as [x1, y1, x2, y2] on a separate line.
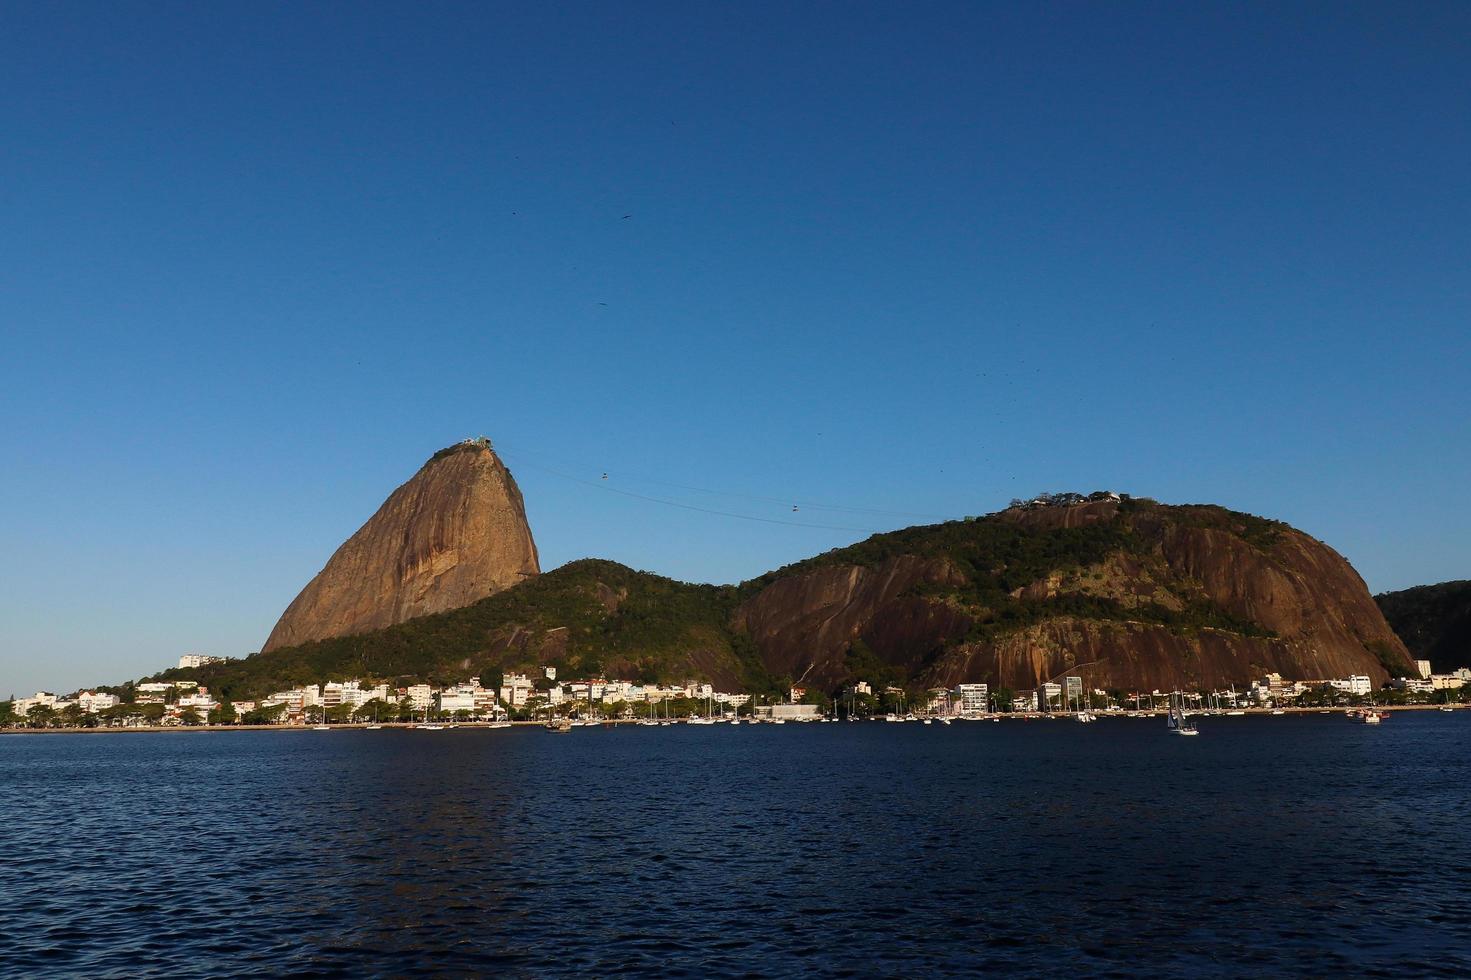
[2, 2, 1468, 696]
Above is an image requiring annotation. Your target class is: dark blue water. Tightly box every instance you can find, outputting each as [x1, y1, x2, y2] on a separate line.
[3, 713, 1470, 977]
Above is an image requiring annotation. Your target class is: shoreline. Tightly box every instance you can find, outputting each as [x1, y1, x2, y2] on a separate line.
[1, 703, 1459, 735]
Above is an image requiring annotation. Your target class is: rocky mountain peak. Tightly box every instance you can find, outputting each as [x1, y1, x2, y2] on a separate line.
[260, 440, 539, 652]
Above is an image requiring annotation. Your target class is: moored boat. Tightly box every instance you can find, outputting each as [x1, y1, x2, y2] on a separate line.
[1166, 692, 1199, 736]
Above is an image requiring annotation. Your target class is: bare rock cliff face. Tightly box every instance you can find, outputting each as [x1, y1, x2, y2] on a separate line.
[731, 556, 968, 685]
[261, 441, 539, 652]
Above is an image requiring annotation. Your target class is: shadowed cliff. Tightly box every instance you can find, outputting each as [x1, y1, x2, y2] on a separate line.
[1376, 580, 1471, 673]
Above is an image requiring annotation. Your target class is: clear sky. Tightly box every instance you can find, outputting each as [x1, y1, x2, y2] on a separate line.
[2, 2, 1468, 697]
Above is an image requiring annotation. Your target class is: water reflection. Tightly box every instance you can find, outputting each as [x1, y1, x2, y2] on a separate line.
[2, 715, 1469, 976]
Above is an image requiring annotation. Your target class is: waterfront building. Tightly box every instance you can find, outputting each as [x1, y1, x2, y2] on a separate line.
[1328, 676, 1372, 696]
[13, 692, 58, 717]
[406, 684, 434, 710]
[439, 687, 476, 714]
[499, 674, 534, 707]
[600, 680, 635, 703]
[262, 688, 306, 714]
[1039, 682, 1062, 711]
[77, 691, 118, 713]
[174, 692, 219, 719]
[1416, 660, 1433, 680]
[1012, 692, 1039, 712]
[958, 683, 989, 714]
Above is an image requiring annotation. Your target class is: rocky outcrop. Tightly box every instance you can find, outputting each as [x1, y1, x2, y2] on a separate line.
[238, 473, 1413, 699]
[731, 556, 968, 684]
[733, 500, 1414, 691]
[261, 440, 539, 652]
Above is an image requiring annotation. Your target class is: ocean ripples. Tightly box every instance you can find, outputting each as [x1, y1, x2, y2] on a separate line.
[3, 716, 1471, 976]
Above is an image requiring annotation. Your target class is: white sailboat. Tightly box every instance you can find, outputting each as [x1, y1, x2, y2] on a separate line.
[1166, 692, 1199, 736]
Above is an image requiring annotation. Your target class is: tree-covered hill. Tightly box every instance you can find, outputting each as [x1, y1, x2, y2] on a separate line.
[136, 498, 1413, 700]
[1376, 580, 1471, 673]
[147, 560, 760, 701]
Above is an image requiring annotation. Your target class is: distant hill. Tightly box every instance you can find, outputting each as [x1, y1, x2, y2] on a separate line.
[1376, 581, 1471, 673]
[148, 496, 1415, 701]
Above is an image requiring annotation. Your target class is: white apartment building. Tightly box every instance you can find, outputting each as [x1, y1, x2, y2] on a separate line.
[499, 674, 534, 707]
[13, 692, 58, 717]
[439, 688, 476, 713]
[600, 681, 635, 703]
[958, 683, 989, 714]
[178, 654, 224, 670]
[1039, 682, 1062, 709]
[176, 693, 219, 714]
[406, 684, 434, 710]
[1416, 660, 1433, 680]
[1328, 676, 1373, 696]
[262, 689, 306, 713]
[78, 691, 119, 713]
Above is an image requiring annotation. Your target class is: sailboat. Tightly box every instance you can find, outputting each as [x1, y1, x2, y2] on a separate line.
[1166, 692, 1199, 736]
[417, 701, 444, 731]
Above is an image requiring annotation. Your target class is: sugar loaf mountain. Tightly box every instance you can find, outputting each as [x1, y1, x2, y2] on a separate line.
[168, 439, 1415, 701]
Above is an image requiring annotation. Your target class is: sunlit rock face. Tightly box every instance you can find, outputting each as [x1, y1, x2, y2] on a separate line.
[261, 440, 539, 652]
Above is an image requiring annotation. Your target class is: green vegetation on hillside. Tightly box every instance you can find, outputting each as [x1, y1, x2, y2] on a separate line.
[152, 560, 753, 701]
[1156, 502, 1287, 551]
[142, 500, 1303, 699]
[1376, 580, 1471, 672]
[746, 502, 1276, 643]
